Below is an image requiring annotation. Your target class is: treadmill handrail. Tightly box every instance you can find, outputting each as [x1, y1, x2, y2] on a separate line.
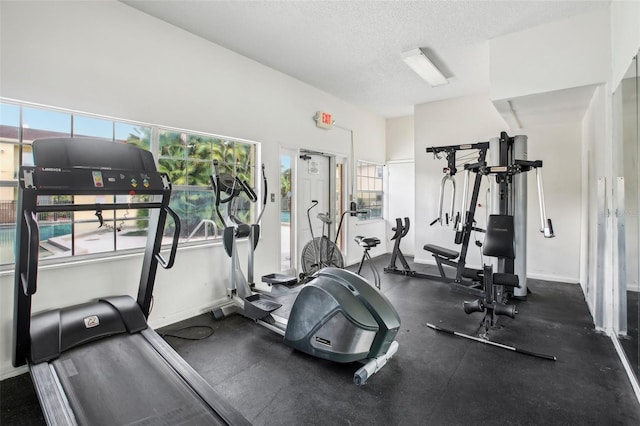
[22, 210, 39, 296]
[155, 206, 180, 269]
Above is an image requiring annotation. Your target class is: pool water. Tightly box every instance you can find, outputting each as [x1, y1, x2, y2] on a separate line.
[0, 223, 72, 264]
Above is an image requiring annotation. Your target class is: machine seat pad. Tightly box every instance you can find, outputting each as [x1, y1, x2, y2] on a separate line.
[355, 236, 381, 248]
[493, 273, 520, 288]
[423, 244, 459, 260]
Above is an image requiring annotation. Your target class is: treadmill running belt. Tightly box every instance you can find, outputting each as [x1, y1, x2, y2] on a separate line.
[51, 333, 227, 425]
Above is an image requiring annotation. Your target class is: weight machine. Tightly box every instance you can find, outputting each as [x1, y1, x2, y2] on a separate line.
[385, 141, 490, 297]
[428, 132, 556, 360]
[386, 132, 553, 300]
[477, 131, 554, 298]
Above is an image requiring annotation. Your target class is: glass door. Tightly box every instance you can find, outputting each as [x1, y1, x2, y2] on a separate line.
[280, 149, 295, 272]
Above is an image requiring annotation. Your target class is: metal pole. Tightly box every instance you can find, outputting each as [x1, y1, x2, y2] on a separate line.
[513, 135, 528, 298]
[457, 170, 470, 232]
[488, 137, 500, 274]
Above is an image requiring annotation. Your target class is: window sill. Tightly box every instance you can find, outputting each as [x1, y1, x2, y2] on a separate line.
[354, 218, 385, 226]
[0, 238, 224, 276]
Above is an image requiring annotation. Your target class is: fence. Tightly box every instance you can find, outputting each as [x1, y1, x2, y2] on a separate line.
[0, 200, 16, 225]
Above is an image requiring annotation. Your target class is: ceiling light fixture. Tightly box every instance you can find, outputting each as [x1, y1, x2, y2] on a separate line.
[402, 48, 448, 87]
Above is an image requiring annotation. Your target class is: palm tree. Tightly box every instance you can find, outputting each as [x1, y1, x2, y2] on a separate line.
[124, 126, 151, 150]
[147, 130, 257, 236]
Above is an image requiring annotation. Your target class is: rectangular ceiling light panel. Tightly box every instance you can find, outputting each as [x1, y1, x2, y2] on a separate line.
[402, 48, 449, 87]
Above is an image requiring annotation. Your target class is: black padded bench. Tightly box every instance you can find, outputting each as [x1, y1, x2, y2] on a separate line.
[423, 244, 461, 281]
[423, 244, 459, 260]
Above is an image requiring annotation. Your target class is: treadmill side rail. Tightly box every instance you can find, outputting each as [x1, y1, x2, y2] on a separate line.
[29, 329, 251, 426]
[29, 362, 78, 426]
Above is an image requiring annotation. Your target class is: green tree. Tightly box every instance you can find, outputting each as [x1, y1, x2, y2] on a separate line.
[150, 130, 256, 237]
[280, 167, 291, 198]
[125, 127, 151, 150]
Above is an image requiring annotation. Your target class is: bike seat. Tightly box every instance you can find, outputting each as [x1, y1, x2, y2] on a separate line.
[355, 236, 381, 249]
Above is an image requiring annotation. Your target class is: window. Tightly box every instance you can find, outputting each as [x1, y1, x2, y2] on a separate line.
[0, 100, 256, 266]
[157, 129, 255, 239]
[356, 161, 384, 220]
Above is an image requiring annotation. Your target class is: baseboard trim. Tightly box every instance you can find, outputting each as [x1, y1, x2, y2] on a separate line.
[611, 333, 640, 406]
[411, 256, 579, 284]
[0, 365, 28, 381]
[149, 297, 235, 329]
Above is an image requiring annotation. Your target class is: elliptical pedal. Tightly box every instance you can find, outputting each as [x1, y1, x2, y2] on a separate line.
[243, 294, 282, 320]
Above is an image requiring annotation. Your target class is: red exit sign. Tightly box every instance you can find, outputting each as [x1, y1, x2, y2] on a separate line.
[315, 111, 333, 129]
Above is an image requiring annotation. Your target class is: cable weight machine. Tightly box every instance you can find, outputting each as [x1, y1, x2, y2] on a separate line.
[482, 131, 554, 298]
[386, 132, 553, 300]
[428, 132, 556, 360]
[385, 141, 490, 297]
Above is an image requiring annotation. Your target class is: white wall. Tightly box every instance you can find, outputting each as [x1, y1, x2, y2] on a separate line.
[385, 116, 415, 255]
[386, 161, 415, 257]
[0, 0, 385, 379]
[386, 115, 415, 162]
[611, 0, 640, 89]
[490, 8, 610, 101]
[519, 124, 582, 282]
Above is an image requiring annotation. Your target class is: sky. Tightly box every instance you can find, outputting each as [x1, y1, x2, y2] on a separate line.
[0, 102, 141, 141]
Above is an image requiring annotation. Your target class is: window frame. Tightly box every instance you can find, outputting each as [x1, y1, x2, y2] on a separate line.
[0, 98, 259, 268]
[355, 160, 384, 221]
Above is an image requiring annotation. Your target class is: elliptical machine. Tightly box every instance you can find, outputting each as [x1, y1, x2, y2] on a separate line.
[210, 160, 264, 296]
[210, 162, 401, 385]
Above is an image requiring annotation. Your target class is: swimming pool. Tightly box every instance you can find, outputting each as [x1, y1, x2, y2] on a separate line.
[0, 223, 72, 264]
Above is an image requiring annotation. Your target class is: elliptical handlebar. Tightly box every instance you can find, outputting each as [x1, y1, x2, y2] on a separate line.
[255, 163, 267, 224]
[210, 161, 227, 226]
[239, 179, 258, 203]
[211, 159, 260, 228]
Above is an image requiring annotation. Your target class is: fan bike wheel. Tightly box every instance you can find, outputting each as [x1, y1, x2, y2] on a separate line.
[301, 236, 344, 275]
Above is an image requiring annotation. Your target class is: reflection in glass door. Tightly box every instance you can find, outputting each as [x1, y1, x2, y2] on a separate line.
[617, 53, 639, 382]
[335, 161, 344, 251]
[280, 150, 295, 272]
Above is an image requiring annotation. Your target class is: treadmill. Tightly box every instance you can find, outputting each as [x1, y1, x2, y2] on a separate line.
[12, 137, 250, 426]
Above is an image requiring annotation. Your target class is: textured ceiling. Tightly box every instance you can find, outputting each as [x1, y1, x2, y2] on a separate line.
[121, 0, 610, 118]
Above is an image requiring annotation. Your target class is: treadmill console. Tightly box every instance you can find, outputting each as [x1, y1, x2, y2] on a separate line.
[20, 137, 170, 195]
[21, 166, 170, 195]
